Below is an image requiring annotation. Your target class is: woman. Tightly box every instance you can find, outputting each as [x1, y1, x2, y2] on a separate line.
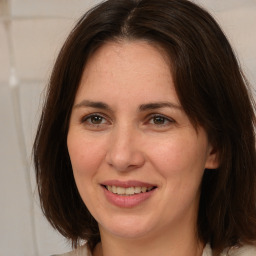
[33, 0, 256, 255]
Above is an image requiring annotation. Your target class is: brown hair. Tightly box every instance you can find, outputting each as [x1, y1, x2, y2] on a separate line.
[33, 0, 256, 254]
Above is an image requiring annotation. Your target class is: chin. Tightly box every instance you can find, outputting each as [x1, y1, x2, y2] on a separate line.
[98, 214, 159, 239]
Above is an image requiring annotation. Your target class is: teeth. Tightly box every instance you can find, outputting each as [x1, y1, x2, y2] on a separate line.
[112, 185, 117, 193]
[141, 187, 147, 193]
[106, 186, 154, 196]
[125, 187, 134, 195]
[134, 187, 141, 193]
[116, 186, 125, 194]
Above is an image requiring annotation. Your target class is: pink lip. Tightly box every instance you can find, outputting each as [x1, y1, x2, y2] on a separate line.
[101, 180, 157, 208]
[101, 180, 156, 188]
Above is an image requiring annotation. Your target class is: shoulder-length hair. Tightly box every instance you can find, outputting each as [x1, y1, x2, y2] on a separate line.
[33, 0, 256, 254]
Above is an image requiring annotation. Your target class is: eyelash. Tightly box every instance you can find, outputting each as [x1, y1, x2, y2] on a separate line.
[81, 113, 110, 126]
[147, 114, 175, 127]
[80, 113, 175, 128]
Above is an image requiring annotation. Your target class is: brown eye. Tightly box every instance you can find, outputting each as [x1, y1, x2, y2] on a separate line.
[82, 114, 108, 125]
[90, 115, 104, 124]
[153, 116, 166, 125]
[147, 114, 175, 128]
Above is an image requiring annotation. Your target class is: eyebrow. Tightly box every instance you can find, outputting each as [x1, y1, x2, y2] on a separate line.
[74, 100, 182, 112]
[74, 100, 112, 111]
[139, 102, 182, 111]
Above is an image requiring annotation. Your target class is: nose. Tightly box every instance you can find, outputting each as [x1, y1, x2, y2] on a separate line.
[105, 125, 145, 172]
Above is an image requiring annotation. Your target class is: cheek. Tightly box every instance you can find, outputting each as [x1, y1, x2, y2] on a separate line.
[149, 136, 207, 215]
[67, 132, 107, 209]
[67, 132, 106, 178]
[147, 134, 208, 178]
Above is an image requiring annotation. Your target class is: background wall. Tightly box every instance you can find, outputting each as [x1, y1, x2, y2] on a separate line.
[0, 1, 255, 255]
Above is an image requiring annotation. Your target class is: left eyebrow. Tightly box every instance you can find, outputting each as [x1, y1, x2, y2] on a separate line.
[139, 102, 182, 112]
[73, 100, 112, 111]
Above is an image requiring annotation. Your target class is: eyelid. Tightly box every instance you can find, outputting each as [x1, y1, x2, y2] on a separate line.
[79, 112, 175, 128]
[81, 112, 111, 124]
[146, 113, 175, 125]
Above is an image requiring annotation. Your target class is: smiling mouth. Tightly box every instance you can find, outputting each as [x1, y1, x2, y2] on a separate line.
[103, 185, 156, 196]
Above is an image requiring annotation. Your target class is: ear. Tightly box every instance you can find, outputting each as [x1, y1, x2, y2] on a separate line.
[205, 145, 219, 169]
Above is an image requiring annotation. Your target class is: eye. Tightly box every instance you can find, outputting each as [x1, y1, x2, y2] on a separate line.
[148, 114, 174, 127]
[87, 115, 105, 124]
[81, 113, 109, 127]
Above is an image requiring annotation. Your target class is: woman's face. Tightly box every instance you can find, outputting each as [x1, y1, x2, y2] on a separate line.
[67, 41, 218, 241]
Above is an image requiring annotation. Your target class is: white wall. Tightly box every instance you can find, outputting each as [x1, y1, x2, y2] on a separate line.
[0, 1, 255, 255]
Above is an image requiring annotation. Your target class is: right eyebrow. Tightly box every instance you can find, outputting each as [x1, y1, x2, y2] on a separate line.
[139, 102, 182, 112]
[73, 100, 112, 112]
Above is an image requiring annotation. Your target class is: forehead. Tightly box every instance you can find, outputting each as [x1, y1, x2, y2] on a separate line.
[75, 40, 177, 103]
[85, 40, 171, 76]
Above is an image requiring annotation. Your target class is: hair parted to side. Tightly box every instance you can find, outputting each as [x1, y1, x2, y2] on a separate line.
[33, 0, 256, 254]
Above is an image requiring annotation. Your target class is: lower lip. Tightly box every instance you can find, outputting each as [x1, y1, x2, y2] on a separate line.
[102, 186, 156, 208]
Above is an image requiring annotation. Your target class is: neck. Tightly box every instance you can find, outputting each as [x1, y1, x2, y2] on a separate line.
[95, 222, 204, 256]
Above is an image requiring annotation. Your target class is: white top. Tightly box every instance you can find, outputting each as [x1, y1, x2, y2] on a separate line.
[54, 243, 256, 256]
[202, 243, 256, 256]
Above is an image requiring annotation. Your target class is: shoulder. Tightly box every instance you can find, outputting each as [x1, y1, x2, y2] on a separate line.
[222, 244, 256, 256]
[51, 244, 91, 256]
[203, 243, 256, 256]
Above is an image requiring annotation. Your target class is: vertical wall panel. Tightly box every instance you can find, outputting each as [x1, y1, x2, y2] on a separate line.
[19, 81, 73, 255]
[10, 0, 102, 18]
[0, 85, 36, 256]
[11, 18, 74, 81]
[216, 5, 256, 88]
[0, 23, 10, 84]
[196, 0, 256, 88]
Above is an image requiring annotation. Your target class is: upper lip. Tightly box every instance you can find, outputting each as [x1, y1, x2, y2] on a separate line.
[101, 180, 157, 188]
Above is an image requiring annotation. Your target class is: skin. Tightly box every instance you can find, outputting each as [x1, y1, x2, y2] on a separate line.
[67, 40, 219, 256]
